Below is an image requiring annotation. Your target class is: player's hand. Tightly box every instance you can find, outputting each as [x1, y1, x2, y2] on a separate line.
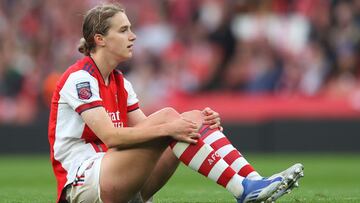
[168, 117, 200, 144]
[202, 107, 223, 131]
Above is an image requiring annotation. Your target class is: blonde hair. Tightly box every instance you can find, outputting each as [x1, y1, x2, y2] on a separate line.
[78, 3, 125, 56]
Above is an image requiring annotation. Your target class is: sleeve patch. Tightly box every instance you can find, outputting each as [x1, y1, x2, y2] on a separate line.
[76, 82, 92, 100]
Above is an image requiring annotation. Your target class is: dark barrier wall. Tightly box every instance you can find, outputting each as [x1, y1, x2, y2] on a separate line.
[1, 117, 360, 154]
[0, 121, 49, 154]
[225, 119, 360, 152]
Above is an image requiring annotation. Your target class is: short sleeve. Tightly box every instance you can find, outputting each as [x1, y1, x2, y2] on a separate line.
[59, 70, 103, 114]
[123, 77, 139, 112]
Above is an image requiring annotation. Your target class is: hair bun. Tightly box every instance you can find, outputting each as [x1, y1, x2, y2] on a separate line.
[78, 37, 90, 56]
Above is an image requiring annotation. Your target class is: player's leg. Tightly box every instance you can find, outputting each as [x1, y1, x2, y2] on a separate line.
[100, 107, 289, 203]
[169, 110, 286, 203]
[99, 107, 183, 203]
[198, 124, 304, 200]
[140, 147, 179, 202]
[138, 109, 285, 203]
[199, 124, 261, 179]
[100, 139, 169, 202]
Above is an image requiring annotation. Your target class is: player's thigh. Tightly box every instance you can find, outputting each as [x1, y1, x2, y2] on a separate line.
[100, 146, 168, 202]
[136, 108, 203, 128]
[140, 146, 179, 200]
[135, 107, 180, 128]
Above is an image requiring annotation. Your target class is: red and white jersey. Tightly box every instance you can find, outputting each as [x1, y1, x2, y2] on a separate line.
[48, 56, 139, 202]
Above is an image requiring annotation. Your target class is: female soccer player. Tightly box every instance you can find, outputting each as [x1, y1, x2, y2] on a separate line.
[48, 3, 303, 203]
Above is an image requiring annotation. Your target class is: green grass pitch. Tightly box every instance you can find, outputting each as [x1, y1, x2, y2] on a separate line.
[0, 153, 359, 203]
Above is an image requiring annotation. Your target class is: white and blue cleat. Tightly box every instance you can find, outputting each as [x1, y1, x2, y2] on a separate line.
[236, 176, 285, 203]
[236, 163, 304, 203]
[264, 163, 304, 202]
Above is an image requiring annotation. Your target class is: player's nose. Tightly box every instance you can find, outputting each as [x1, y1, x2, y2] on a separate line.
[129, 30, 136, 41]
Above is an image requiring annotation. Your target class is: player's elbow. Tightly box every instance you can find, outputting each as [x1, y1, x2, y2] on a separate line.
[103, 138, 116, 149]
[99, 129, 120, 149]
[102, 136, 120, 149]
[101, 131, 130, 149]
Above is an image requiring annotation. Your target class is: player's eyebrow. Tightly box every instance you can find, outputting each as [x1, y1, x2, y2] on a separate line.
[119, 24, 131, 31]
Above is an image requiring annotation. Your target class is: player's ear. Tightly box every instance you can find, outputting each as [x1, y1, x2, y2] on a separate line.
[94, 34, 105, 47]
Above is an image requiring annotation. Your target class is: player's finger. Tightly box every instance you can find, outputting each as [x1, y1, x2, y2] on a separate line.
[202, 107, 212, 115]
[203, 117, 220, 123]
[204, 112, 220, 120]
[190, 132, 200, 139]
[203, 114, 217, 120]
[186, 137, 198, 145]
[209, 122, 221, 129]
[206, 108, 218, 115]
[202, 107, 211, 112]
[203, 117, 221, 125]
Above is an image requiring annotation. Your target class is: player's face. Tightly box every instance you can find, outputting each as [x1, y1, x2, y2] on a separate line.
[104, 12, 136, 61]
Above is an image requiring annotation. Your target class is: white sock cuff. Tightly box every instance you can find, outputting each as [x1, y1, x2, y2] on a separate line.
[226, 175, 244, 197]
[246, 171, 262, 180]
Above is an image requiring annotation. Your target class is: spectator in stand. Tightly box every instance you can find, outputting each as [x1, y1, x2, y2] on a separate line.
[324, 1, 360, 97]
[1, 0, 360, 124]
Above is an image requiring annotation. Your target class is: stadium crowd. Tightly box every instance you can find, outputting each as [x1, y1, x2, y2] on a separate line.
[0, 0, 360, 124]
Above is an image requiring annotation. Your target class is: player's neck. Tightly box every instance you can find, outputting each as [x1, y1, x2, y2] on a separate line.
[91, 53, 117, 85]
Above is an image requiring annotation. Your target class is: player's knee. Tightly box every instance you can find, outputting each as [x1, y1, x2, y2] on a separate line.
[181, 110, 203, 124]
[159, 107, 180, 120]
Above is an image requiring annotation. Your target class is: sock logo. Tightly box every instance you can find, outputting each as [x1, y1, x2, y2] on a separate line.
[207, 152, 220, 165]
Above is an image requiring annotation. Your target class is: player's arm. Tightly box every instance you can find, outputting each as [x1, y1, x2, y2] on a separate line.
[127, 108, 147, 127]
[81, 106, 199, 149]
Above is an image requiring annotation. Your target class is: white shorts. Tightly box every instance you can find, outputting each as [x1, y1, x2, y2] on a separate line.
[66, 153, 105, 203]
[65, 153, 153, 203]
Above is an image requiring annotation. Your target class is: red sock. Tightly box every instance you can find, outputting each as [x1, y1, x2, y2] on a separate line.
[199, 125, 261, 179]
[170, 139, 245, 197]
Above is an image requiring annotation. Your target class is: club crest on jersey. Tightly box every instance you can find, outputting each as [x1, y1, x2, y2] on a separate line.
[76, 82, 92, 100]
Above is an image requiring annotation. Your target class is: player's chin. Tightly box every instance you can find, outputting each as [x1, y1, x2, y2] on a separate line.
[126, 50, 134, 58]
[120, 53, 133, 61]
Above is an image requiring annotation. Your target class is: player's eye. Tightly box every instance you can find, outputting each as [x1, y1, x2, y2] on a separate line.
[119, 27, 128, 33]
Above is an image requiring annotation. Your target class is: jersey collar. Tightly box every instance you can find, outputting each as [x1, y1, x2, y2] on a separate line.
[85, 56, 115, 86]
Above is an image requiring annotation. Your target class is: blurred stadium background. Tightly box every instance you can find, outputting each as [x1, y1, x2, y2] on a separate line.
[0, 0, 360, 202]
